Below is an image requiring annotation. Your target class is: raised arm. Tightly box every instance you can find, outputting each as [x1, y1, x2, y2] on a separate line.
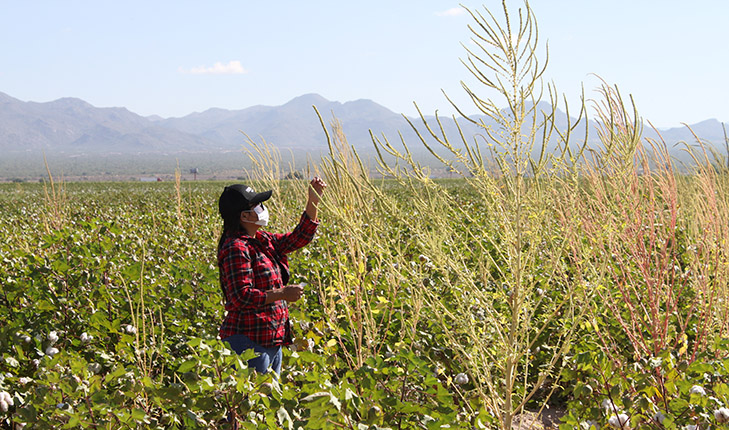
[270, 177, 327, 255]
[305, 177, 327, 221]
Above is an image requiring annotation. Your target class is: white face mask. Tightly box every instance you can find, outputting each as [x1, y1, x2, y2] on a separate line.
[249, 204, 269, 226]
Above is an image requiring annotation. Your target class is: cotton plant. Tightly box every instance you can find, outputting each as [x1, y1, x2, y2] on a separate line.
[454, 373, 469, 385]
[0, 391, 13, 413]
[607, 413, 629, 429]
[563, 345, 729, 429]
[580, 420, 600, 429]
[715, 407, 729, 424]
[689, 385, 706, 396]
[601, 399, 615, 411]
[47, 331, 58, 344]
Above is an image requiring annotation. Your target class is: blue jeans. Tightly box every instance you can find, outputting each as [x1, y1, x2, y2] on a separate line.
[223, 334, 282, 375]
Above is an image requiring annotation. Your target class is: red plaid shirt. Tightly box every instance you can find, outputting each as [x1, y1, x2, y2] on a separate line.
[218, 212, 319, 347]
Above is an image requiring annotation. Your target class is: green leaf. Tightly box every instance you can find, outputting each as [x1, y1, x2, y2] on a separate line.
[687, 362, 713, 375]
[63, 415, 80, 429]
[301, 391, 331, 402]
[105, 365, 127, 383]
[131, 408, 147, 421]
[715, 383, 729, 398]
[200, 376, 214, 390]
[141, 376, 154, 388]
[610, 385, 621, 398]
[669, 398, 689, 410]
[177, 359, 197, 373]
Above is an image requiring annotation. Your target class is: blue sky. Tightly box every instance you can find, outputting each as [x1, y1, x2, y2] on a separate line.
[1, 1, 727, 128]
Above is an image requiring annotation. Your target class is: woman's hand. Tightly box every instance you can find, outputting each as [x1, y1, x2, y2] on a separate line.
[265, 284, 305, 304]
[280, 284, 304, 302]
[305, 177, 327, 220]
[308, 177, 327, 205]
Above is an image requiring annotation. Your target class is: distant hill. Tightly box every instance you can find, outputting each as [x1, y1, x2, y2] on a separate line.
[0, 90, 727, 179]
[0, 92, 214, 154]
[154, 93, 437, 153]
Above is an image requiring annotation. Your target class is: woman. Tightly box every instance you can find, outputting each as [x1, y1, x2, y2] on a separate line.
[217, 177, 326, 374]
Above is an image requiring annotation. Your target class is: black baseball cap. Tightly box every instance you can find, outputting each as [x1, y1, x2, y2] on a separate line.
[218, 184, 272, 219]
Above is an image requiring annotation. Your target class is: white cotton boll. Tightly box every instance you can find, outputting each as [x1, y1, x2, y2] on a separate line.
[454, 373, 469, 385]
[88, 363, 102, 374]
[601, 399, 613, 410]
[31, 359, 40, 369]
[654, 411, 665, 424]
[715, 407, 729, 423]
[80, 332, 93, 343]
[648, 357, 663, 369]
[45, 346, 59, 356]
[124, 325, 137, 334]
[0, 392, 13, 412]
[47, 331, 58, 344]
[684, 425, 697, 430]
[20, 335, 31, 344]
[18, 377, 32, 385]
[689, 385, 706, 396]
[607, 413, 629, 429]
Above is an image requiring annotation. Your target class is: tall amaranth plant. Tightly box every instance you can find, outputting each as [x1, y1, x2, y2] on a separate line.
[370, 1, 590, 428]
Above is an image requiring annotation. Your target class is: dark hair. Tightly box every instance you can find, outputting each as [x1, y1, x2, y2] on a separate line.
[217, 212, 244, 304]
[217, 211, 244, 253]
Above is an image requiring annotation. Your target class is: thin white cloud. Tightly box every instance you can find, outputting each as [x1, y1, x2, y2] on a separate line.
[435, 7, 465, 17]
[179, 60, 247, 75]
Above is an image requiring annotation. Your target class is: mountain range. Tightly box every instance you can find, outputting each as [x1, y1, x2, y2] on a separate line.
[1, 91, 727, 178]
[0, 92, 423, 155]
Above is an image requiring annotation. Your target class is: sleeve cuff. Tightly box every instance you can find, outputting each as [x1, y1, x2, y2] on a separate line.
[301, 211, 320, 227]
